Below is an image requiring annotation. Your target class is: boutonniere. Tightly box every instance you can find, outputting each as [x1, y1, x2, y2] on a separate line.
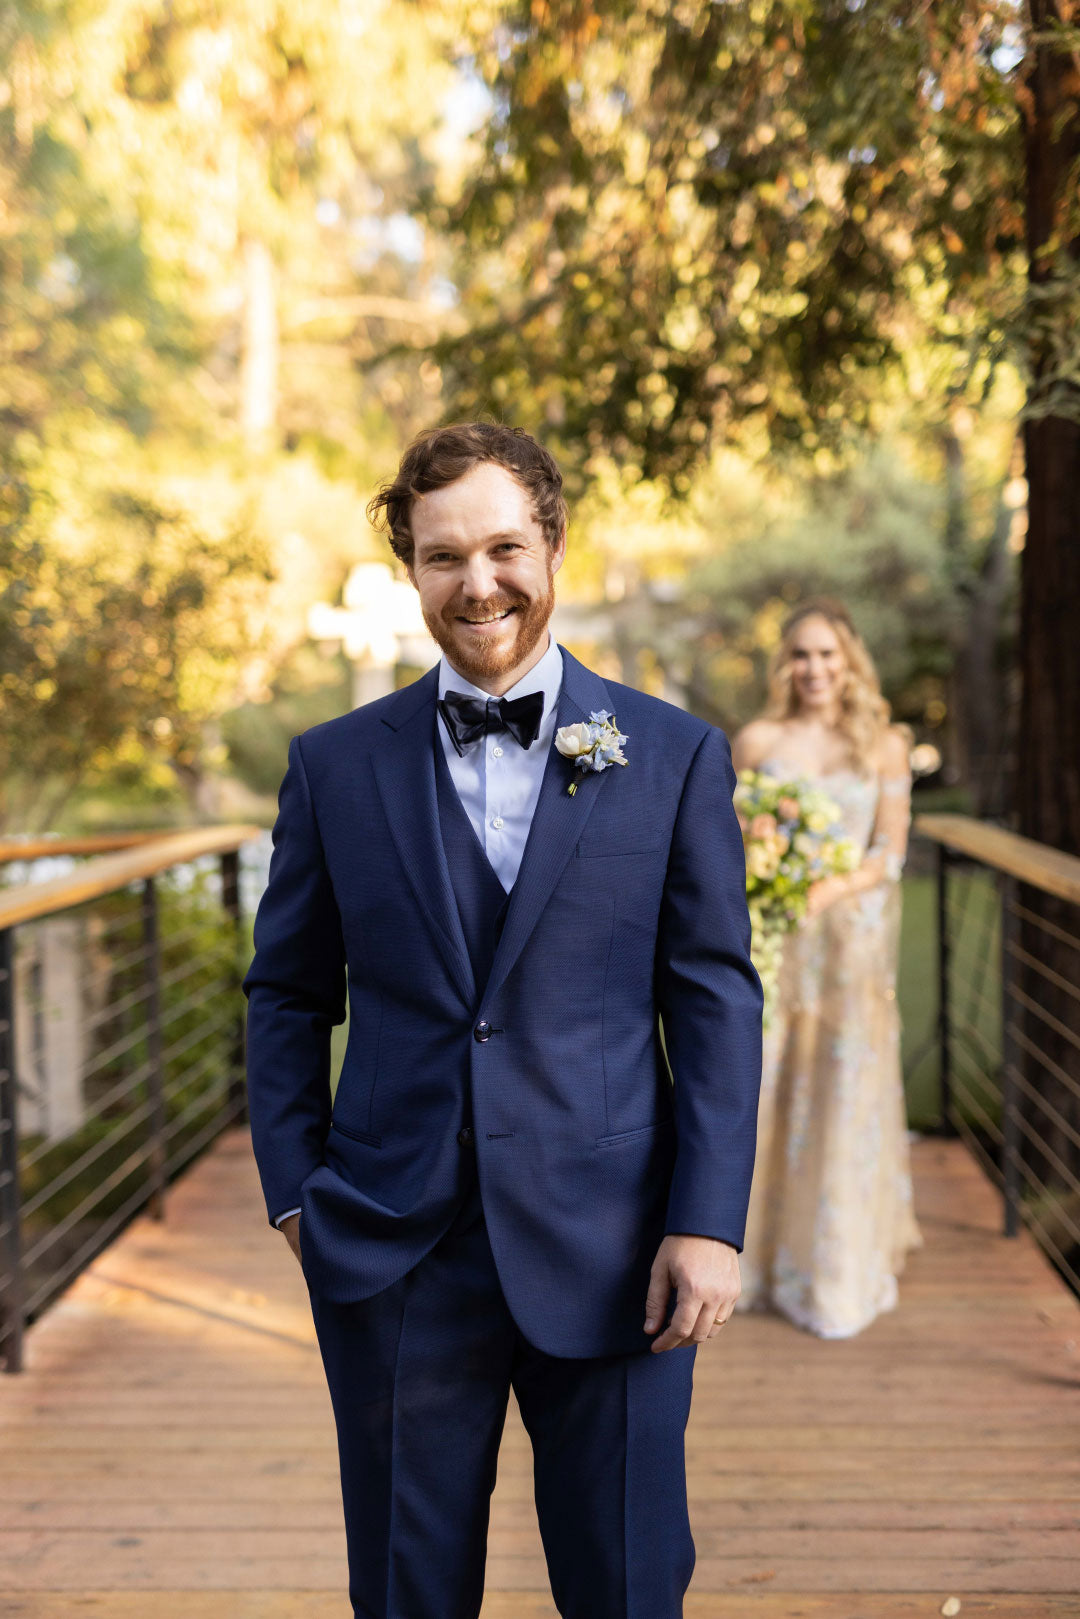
[554, 710, 629, 796]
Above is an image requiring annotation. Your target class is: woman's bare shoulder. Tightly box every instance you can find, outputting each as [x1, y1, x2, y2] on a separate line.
[872, 723, 912, 776]
[731, 716, 786, 769]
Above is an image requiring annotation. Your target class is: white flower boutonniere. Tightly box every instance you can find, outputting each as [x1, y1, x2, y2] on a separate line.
[554, 710, 629, 796]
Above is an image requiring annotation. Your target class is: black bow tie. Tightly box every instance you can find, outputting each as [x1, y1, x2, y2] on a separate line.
[438, 688, 545, 756]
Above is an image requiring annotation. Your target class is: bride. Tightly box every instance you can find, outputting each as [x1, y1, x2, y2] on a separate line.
[731, 598, 923, 1338]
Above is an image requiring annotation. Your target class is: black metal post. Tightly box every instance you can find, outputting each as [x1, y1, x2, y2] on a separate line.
[0, 927, 24, 1372]
[1000, 873, 1021, 1238]
[221, 849, 247, 1123]
[142, 878, 167, 1219]
[936, 843, 955, 1135]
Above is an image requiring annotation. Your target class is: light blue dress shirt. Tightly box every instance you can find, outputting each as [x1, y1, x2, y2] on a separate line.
[435, 630, 564, 894]
[274, 632, 565, 1229]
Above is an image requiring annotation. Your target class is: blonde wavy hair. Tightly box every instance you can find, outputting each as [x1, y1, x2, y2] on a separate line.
[764, 598, 906, 771]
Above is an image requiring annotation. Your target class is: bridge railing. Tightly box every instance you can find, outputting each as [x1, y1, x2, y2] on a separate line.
[913, 813, 1080, 1294]
[0, 827, 263, 1372]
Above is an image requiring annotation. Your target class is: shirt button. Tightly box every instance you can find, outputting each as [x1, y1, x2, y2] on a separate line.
[492, 746, 503, 758]
[491, 816, 504, 829]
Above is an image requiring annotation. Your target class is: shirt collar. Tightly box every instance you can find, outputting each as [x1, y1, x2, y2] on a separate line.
[437, 631, 563, 730]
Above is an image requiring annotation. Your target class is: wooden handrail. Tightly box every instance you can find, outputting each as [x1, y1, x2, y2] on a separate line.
[915, 813, 1080, 907]
[0, 833, 168, 865]
[0, 826, 264, 929]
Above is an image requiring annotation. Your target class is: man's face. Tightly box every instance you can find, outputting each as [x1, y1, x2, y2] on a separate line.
[406, 461, 565, 687]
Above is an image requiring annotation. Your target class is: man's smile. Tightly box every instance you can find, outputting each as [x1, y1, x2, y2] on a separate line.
[456, 606, 518, 632]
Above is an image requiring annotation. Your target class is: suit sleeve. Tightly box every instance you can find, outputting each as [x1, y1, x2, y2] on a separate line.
[242, 734, 347, 1228]
[655, 725, 763, 1250]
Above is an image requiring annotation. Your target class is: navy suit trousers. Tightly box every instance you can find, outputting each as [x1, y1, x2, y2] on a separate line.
[305, 1163, 697, 1619]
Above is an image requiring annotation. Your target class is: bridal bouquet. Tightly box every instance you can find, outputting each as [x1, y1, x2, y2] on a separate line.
[733, 770, 861, 1024]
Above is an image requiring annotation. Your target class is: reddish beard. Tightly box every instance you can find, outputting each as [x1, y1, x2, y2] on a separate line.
[422, 573, 555, 681]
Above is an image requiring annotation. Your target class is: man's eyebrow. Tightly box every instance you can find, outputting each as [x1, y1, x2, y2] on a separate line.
[417, 528, 529, 554]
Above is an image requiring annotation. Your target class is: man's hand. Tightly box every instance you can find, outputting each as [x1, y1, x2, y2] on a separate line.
[644, 1233, 741, 1352]
[279, 1212, 303, 1267]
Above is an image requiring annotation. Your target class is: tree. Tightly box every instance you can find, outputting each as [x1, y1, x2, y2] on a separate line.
[1018, 3, 1080, 858]
[427, 0, 1024, 489]
[0, 480, 273, 832]
[0, 0, 466, 819]
[417, 1, 1026, 782]
[1012, 0, 1080, 1274]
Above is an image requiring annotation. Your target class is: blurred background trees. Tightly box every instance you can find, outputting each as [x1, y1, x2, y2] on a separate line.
[0, 0, 466, 828]
[429, 0, 1034, 810]
[1, 0, 1073, 844]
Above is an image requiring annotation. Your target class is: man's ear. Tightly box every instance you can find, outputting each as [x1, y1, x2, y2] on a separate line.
[551, 524, 568, 575]
[404, 561, 418, 590]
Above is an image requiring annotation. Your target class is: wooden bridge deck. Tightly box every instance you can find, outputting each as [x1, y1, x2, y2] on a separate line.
[2, 1127, 1078, 1618]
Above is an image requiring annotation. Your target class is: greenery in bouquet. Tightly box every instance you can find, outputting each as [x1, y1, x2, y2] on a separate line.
[733, 770, 862, 1024]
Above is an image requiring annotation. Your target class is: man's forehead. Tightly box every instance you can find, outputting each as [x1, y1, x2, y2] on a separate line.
[411, 468, 539, 546]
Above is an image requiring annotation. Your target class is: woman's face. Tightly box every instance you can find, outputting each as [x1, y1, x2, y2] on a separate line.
[788, 614, 847, 714]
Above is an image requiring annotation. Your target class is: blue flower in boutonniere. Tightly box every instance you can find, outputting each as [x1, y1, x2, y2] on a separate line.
[554, 710, 629, 796]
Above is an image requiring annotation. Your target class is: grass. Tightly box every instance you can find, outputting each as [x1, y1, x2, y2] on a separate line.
[899, 873, 941, 1129]
[899, 868, 1002, 1132]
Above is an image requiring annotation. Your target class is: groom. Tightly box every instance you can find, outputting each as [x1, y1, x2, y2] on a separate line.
[242, 422, 762, 1619]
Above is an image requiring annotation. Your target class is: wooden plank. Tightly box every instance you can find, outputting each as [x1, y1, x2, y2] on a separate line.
[0, 833, 169, 865]
[2, 1598, 1077, 1619]
[1, 1497, 1076, 1533]
[3, 1127, 1079, 1614]
[0, 826, 263, 927]
[914, 812, 1080, 905]
[11, 1422, 1080, 1452]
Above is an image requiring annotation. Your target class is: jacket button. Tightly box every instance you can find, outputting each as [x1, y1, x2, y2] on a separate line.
[457, 1125, 474, 1146]
[473, 1020, 492, 1042]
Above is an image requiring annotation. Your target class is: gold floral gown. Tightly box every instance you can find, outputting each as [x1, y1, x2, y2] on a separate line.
[735, 756, 923, 1338]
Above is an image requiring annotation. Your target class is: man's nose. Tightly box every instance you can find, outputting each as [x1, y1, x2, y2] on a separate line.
[460, 553, 500, 599]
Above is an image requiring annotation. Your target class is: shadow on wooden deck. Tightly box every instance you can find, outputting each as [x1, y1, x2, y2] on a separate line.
[2, 1129, 1078, 1618]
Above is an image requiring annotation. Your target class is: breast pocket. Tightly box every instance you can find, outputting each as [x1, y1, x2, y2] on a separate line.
[575, 836, 666, 859]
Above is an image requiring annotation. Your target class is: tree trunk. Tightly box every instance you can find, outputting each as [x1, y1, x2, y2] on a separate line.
[1013, 1, 1080, 1271]
[939, 426, 1018, 817]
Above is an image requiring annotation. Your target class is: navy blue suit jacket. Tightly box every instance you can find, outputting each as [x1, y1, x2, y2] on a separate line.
[242, 646, 762, 1357]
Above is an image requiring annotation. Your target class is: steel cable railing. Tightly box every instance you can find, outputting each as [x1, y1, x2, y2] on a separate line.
[0, 828, 262, 1371]
[914, 814, 1080, 1297]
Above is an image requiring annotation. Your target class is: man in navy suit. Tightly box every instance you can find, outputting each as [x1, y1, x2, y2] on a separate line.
[242, 422, 762, 1619]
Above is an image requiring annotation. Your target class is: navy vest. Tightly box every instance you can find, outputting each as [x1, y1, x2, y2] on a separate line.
[433, 729, 513, 1003]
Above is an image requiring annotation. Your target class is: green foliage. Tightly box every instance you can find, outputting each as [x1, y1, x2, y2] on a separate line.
[431, 0, 1025, 486]
[0, 0, 463, 830]
[0, 0, 1039, 830]
[613, 447, 954, 729]
[221, 642, 352, 795]
[0, 479, 275, 831]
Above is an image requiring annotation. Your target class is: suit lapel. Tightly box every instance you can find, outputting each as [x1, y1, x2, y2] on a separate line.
[483, 647, 615, 1007]
[371, 669, 476, 1010]
[370, 647, 618, 1013]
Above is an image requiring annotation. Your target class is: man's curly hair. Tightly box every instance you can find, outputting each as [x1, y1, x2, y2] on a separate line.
[366, 421, 568, 567]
